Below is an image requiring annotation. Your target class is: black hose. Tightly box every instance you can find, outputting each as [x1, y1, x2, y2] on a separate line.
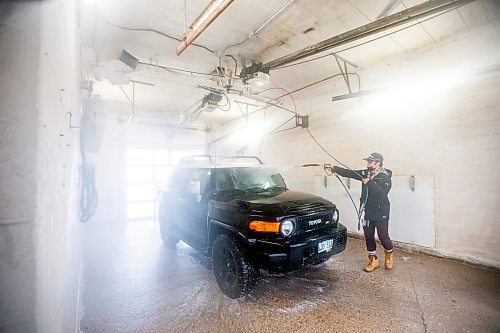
[305, 128, 367, 230]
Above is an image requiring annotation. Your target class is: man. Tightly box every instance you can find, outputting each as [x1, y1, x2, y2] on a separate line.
[325, 152, 394, 272]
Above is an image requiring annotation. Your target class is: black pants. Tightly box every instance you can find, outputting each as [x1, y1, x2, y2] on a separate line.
[363, 219, 393, 252]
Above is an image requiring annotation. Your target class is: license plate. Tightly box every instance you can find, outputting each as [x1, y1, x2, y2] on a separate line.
[318, 239, 333, 253]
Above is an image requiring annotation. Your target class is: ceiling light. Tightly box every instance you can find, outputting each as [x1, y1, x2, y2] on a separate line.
[246, 72, 271, 87]
[240, 62, 271, 87]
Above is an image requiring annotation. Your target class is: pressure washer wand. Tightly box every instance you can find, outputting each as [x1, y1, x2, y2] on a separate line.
[296, 163, 321, 168]
[296, 162, 362, 231]
[298, 163, 361, 231]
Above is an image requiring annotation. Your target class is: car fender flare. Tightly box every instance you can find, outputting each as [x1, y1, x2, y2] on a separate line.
[208, 219, 248, 252]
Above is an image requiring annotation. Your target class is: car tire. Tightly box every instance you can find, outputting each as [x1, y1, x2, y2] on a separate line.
[159, 207, 179, 248]
[212, 234, 258, 299]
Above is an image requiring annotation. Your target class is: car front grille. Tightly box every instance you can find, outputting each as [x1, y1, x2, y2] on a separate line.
[295, 210, 334, 233]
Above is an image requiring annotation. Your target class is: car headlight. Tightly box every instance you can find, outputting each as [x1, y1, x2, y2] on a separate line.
[332, 209, 339, 223]
[280, 220, 294, 237]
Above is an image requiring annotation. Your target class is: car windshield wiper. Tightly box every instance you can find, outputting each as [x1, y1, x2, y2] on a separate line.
[217, 188, 247, 194]
[247, 186, 288, 193]
[269, 186, 288, 190]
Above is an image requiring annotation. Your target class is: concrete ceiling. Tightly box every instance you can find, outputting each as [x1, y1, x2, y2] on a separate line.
[80, 0, 499, 127]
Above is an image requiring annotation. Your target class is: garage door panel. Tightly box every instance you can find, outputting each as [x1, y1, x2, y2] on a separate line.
[315, 175, 435, 247]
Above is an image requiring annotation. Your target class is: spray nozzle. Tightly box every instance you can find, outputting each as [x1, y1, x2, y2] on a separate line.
[323, 163, 334, 176]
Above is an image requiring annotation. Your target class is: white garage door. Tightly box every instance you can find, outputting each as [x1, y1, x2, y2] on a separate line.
[125, 148, 204, 221]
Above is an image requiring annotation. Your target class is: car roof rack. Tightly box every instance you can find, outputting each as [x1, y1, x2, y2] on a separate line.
[179, 155, 213, 164]
[179, 155, 264, 166]
[215, 156, 264, 165]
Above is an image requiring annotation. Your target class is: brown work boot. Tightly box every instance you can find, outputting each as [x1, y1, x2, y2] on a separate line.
[364, 255, 380, 272]
[385, 251, 394, 269]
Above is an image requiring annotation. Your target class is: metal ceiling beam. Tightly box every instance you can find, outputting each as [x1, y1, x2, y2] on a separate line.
[263, 0, 474, 69]
[176, 0, 234, 55]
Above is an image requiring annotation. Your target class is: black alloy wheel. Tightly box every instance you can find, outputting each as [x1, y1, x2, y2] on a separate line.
[212, 234, 257, 299]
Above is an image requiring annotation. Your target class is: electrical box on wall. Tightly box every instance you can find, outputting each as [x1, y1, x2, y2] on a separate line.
[296, 115, 309, 128]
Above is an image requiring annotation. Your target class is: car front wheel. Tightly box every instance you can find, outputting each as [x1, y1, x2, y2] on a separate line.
[212, 234, 258, 299]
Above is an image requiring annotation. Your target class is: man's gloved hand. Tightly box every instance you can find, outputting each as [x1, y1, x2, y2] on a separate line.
[324, 163, 334, 175]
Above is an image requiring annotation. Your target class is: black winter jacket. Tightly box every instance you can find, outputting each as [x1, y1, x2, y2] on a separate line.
[333, 166, 392, 221]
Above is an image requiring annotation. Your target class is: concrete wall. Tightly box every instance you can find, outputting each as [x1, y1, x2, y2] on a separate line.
[0, 0, 82, 332]
[215, 22, 500, 267]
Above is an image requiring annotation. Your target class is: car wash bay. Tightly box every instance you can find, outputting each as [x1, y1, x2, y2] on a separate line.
[1, 0, 500, 332]
[80, 221, 499, 333]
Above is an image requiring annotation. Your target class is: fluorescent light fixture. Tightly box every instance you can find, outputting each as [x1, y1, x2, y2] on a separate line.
[119, 50, 139, 70]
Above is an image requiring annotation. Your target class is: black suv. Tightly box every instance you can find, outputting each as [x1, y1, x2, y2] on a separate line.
[158, 156, 347, 298]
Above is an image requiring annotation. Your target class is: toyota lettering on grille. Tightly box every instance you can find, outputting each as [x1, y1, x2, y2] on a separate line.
[308, 218, 322, 226]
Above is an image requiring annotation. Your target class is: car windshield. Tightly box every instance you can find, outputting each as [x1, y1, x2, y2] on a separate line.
[215, 167, 286, 192]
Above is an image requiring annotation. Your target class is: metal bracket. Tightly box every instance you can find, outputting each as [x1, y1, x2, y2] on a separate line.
[377, 0, 402, 19]
[121, 81, 135, 134]
[68, 109, 79, 131]
[236, 145, 247, 156]
[332, 54, 358, 95]
[235, 100, 258, 119]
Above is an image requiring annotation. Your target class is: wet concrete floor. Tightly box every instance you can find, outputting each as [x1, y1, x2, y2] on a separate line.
[80, 220, 500, 333]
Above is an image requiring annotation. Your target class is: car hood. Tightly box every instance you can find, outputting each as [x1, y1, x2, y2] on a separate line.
[227, 189, 334, 215]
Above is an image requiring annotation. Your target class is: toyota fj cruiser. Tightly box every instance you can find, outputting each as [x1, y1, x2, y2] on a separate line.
[158, 155, 347, 298]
